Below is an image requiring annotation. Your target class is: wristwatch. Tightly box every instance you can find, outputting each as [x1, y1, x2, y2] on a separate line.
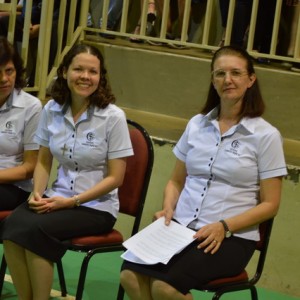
[219, 219, 232, 238]
[73, 195, 81, 207]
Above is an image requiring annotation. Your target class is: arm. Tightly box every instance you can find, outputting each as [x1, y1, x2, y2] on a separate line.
[0, 149, 38, 183]
[224, 176, 282, 233]
[28, 146, 53, 213]
[154, 158, 187, 225]
[194, 176, 283, 254]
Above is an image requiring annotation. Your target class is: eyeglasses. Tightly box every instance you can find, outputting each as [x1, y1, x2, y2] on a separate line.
[212, 69, 249, 79]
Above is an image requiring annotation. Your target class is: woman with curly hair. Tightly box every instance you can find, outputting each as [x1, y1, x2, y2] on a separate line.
[0, 43, 133, 300]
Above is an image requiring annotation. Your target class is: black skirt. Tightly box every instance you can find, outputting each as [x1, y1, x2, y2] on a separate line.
[121, 236, 256, 295]
[0, 201, 116, 262]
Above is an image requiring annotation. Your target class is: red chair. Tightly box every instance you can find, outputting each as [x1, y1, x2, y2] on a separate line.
[56, 119, 154, 299]
[0, 210, 13, 294]
[196, 218, 274, 300]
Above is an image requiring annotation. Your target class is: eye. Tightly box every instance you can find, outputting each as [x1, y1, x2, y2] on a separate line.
[213, 70, 226, 78]
[5, 68, 15, 76]
[230, 70, 243, 77]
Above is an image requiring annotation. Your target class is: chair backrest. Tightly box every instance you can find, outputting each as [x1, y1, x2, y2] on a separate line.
[251, 218, 274, 285]
[118, 119, 154, 236]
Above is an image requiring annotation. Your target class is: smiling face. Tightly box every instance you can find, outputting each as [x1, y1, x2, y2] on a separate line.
[212, 54, 256, 107]
[63, 52, 101, 101]
[0, 60, 16, 105]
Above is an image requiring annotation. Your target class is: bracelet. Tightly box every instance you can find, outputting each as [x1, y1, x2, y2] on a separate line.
[73, 195, 81, 207]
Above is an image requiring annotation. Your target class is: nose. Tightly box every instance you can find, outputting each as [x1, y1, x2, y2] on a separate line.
[0, 71, 7, 82]
[80, 70, 90, 79]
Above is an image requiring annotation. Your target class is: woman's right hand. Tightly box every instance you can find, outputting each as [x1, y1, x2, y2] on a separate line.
[28, 192, 50, 214]
[153, 208, 174, 225]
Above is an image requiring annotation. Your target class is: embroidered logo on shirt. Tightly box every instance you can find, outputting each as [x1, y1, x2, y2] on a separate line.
[1, 121, 15, 135]
[82, 132, 97, 148]
[225, 140, 241, 156]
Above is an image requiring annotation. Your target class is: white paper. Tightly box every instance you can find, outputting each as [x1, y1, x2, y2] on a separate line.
[121, 217, 196, 265]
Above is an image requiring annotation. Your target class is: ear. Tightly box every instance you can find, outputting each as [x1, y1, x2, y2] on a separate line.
[62, 68, 67, 79]
[247, 73, 256, 88]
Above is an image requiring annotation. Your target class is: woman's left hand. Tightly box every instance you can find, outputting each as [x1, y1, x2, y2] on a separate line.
[43, 196, 75, 212]
[193, 222, 225, 254]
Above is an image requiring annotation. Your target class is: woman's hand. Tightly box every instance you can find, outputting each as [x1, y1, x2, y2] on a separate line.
[153, 208, 174, 225]
[28, 193, 74, 214]
[28, 192, 50, 214]
[193, 222, 225, 254]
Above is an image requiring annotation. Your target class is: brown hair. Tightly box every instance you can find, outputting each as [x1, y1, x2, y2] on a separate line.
[51, 43, 115, 108]
[0, 37, 26, 89]
[201, 45, 265, 118]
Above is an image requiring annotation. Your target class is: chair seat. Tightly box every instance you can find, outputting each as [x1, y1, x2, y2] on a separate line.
[70, 229, 124, 247]
[203, 270, 249, 290]
[0, 211, 12, 220]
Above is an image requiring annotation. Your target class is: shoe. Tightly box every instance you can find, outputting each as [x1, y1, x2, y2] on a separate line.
[130, 25, 144, 43]
[291, 64, 300, 73]
[257, 57, 271, 64]
[167, 38, 189, 50]
[130, 21, 156, 43]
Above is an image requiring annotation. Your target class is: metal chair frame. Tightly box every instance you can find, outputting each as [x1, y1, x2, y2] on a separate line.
[197, 218, 274, 300]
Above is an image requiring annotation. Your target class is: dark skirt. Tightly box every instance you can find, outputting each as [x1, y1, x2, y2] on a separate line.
[121, 236, 256, 295]
[0, 184, 30, 210]
[0, 201, 116, 262]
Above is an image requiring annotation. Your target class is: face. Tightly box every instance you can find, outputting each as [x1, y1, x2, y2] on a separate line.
[0, 60, 16, 105]
[63, 52, 101, 101]
[212, 55, 256, 105]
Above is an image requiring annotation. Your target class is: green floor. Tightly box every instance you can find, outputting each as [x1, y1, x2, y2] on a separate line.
[1, 248, 299, 300]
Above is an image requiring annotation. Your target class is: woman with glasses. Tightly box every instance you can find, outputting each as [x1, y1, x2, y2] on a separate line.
[120, 45, 287, 300]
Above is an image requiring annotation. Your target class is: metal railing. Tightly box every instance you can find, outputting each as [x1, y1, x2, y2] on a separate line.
[1, 0, 299, 101]
[93, 0, 300, 62]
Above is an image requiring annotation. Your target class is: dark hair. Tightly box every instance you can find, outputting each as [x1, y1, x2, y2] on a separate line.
[51, 43, 116, 108]
[0, 37, 26, 89]
[201, 45, 265, 118]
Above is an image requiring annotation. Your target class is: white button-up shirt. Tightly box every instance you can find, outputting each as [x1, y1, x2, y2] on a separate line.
[173, 107, 287, 241]
[34, 100, 133, 218]
[0, 89, 42, 191]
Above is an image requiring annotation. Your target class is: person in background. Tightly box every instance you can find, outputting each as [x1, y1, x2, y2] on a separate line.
[218, 0, 252, 48]
[130, 0, 157, 43]
[120, 45, 287, 300]
[0, 43, 133, 300]
[0, 36, 42, 211]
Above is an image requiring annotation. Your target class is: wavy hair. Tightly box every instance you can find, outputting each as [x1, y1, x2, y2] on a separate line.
[51, 43, 115, 108]
[201, 45, 265, 118]
[0, 37, 26, 89]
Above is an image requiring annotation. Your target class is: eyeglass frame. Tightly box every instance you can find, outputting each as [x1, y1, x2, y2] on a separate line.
[211, 69, 250, 79]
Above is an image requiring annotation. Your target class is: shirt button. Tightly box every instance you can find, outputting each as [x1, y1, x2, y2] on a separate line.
[69, 155, 72, 159]
[196, 208, 199, 212]
[75, 168, 78, 171]
[194, 215, 196, 218]
[201, 193, 204, 197]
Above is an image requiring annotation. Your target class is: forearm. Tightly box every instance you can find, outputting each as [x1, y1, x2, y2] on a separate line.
[162, 180, 182, 211]
[0, 163, 35, 183]
[72, 175, 122, 205]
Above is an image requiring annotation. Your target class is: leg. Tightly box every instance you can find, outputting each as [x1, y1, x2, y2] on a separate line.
[3, 240, 54, 300]
[120, 269, 152, 300]
[25, 250, 54, 300]
[151, 279, 193, 300]
[3, 240, 33, 300]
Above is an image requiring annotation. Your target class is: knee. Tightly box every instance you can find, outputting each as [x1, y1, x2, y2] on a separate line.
[120, 269, 136, 290]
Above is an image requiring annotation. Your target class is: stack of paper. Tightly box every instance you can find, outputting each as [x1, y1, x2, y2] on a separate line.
[121, 217, 196, 265]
